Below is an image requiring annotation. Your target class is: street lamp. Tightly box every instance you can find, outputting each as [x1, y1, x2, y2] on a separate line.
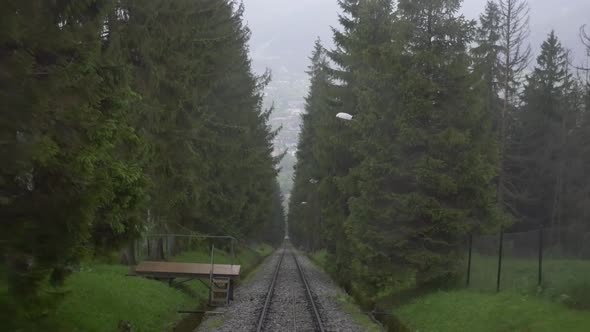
[336, 112, 353, 121]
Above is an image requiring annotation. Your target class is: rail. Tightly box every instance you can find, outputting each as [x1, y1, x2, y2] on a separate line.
[292, 249, 326, 332]
[256, 248, 285, 331]
[256, 245, 325, 332]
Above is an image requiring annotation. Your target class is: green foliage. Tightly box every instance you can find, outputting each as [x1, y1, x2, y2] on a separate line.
[563, 282, 590, 310]
[505, 31, 590, 234]
[291, 5, 590, 320]
[0, 243, 272, 331]
[1, 0, 283, 324]
[1, 0, 147, 315]
[468, 255, 590, 302]
[290, 0, 500, 304]
[397, 290, 590, 332]
[54, 265, 194, 332]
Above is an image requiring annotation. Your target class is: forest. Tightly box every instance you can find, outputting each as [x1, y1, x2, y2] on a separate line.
[2, 0, 590, 330]
[0, 0, 284, 324]
[289, 0, 590, 307]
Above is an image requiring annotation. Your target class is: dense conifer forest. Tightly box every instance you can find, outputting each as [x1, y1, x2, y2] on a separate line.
[2, 0, 590, 330]
[1, 0, 284, 321]
[289, 0, 590, 303]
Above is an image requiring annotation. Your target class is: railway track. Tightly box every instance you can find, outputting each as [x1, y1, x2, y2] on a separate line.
[256, 245, 325, 332]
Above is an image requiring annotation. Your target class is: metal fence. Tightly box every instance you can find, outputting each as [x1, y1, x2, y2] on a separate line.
[466, 226, 590, 294]
[130, 234, 237, 265]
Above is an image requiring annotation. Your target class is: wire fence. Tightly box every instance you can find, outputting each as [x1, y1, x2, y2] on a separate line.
[466, 226, 590, 296]
[127, 234, 237, 265]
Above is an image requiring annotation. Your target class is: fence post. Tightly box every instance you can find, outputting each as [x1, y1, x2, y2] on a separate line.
[467, 233, 473, 287]
[231, 239, 235, 267]
[538, 225, 544, 286]
[164, 236, 168, 260]
[496, 228, 504, 292]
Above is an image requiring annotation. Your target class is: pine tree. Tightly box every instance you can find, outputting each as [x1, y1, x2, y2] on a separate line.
[121, 0, 282, 240]
[0, 1, 284, 323]
[516, 32, 576, 230]
[561, 77, 588, 232]
[497, 0, 531, 219]
[472, 1, 502, 129]
[386, 0, 499, 286]
[1, 0, 147, 319]
[289, 39, 332, 251]
[320, 0, 365, 279]
[336, 0, 402, 298]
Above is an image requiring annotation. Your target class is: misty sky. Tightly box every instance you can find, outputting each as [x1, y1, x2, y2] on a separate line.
[243, 0, 590, 75]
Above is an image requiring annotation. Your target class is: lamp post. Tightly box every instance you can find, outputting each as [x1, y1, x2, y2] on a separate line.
[336, 112, 354, 121]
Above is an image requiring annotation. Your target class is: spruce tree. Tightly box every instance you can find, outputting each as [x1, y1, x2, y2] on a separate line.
[516, 32, 576, 229]
[289, 39, 332, 251]
[388, 0, 499, 286]
[472, 1, 502, 129]
[337, 0, 402, 298]
[1, 0, 146, 319]
[497, 0, 531, 218]
[121, 0, 282, 239]
[1, 1, 284, 323]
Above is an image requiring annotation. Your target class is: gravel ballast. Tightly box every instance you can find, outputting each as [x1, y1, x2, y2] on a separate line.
[262, 250, 316, 331]
[197, 247, 383, 332]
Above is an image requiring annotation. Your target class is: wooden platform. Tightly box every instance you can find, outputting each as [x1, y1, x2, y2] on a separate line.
[134, 261, 241, 279]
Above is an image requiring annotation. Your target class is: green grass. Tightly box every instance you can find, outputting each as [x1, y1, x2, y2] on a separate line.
[172, 243, 273, 266]
[3, 243, 275, 332]
[470, 255, 590, 300]
[308, 249, 383, 331]
[50, 265, 194, 332]
[310, 249, 329, 268]
[396, 290, 590, 332]
[308, 251, 590, 331]
[170, 243, 274, 295]
[336, 294, 383, 332]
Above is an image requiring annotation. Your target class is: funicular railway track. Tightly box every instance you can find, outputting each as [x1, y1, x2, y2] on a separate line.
[256, 244, 326, 332]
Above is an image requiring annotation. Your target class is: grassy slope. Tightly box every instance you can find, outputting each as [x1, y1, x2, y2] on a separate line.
[311, 250, 590, 332]
[5, 243, 274, 332]
[309, 250, 383, 332]
[470, 255, 590, 298]
[396, 290, 590, 332]
[53, 265, 194, 332]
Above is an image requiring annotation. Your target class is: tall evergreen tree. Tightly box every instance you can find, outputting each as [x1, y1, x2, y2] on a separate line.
[314, 0, 365, 285]
[120, 0, 281, 239]
[472, 1, 502, 128]
[0, 0, 147, 319]
[337, 0, 401, 298]
[290, 40, 323, 250]
[1, 1, 284, 323]
[384, 0, 499, 286]
[515, 32, 576, 230]
[497, 0, 531, 218]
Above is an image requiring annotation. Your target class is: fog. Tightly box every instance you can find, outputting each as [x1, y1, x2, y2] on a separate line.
[243, 0, 590, 202]
[244, 0, 590, 74]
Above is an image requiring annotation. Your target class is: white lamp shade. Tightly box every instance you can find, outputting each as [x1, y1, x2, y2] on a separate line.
[336, 112, 353, 121]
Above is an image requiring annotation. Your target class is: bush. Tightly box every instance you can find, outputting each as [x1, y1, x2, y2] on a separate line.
[562, 282, 590, 310]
